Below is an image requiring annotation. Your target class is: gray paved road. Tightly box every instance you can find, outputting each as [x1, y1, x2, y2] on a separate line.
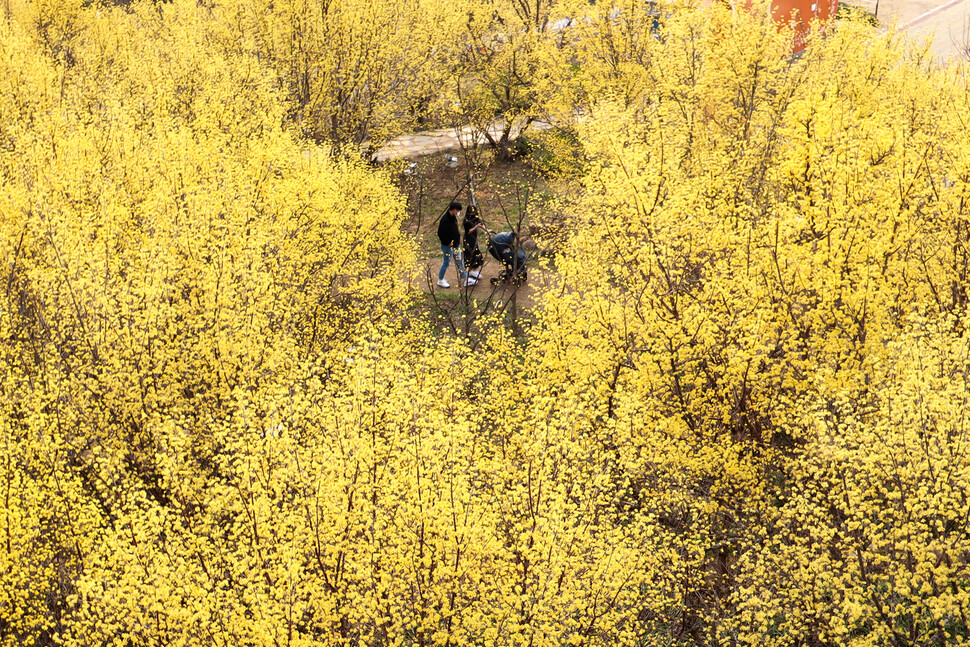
[883, 0, 969, 61]
[901, 0, 969, 61]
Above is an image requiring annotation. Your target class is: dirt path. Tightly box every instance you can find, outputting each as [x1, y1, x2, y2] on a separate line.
[410, 254, 557, 313]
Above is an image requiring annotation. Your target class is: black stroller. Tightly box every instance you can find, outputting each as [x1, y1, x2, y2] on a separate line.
[486, 231, 528, 286]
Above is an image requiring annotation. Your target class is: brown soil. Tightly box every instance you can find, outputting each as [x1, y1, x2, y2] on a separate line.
[411, 256, 557, 312]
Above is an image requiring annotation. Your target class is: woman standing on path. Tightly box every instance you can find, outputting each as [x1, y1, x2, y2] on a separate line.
[437, 201, 467, 289]
[462, 205, 486, 286]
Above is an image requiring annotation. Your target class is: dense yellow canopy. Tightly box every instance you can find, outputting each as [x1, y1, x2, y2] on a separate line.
[2, 0, 969, 645]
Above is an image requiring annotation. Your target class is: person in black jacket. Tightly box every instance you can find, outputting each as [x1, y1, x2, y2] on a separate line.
[436, 201, 467, 289]
[462, 205, 486, 286]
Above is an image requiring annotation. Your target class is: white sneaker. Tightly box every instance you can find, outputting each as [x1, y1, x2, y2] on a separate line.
[466, 277, 479, 286]
[437, 279, 451, 288]
[469, 270, 481, 279]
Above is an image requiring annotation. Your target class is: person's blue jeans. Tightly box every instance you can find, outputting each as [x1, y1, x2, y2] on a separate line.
[439, 245, 466, 281]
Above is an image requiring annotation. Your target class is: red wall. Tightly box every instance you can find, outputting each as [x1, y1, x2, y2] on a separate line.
[771, 0, 840, 51]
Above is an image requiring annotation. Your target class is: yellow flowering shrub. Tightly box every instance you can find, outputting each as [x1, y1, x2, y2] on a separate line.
[733, 315, 970, 645]
[528, 4, 970, 643]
